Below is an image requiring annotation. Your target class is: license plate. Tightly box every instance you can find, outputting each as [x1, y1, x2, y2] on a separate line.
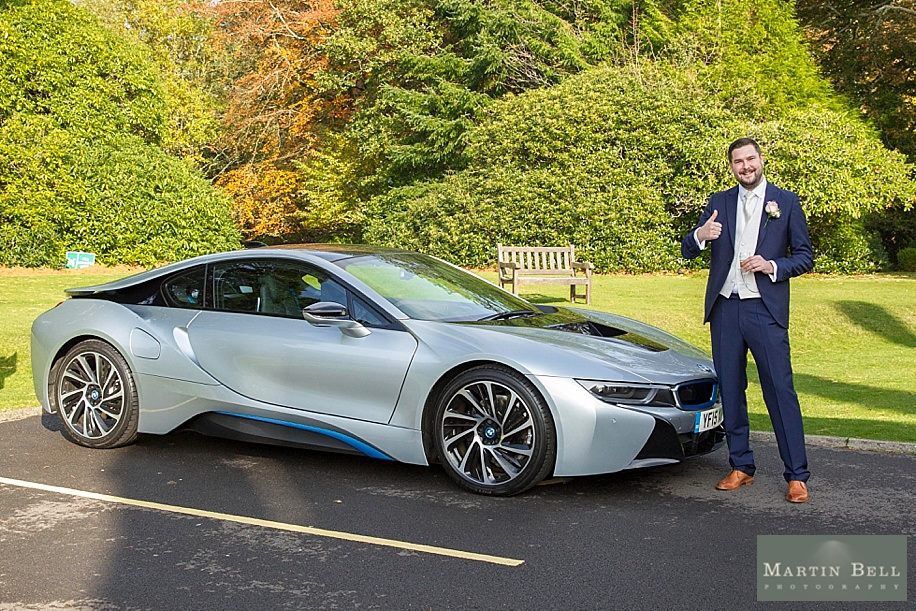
[694, 406, 724, 433]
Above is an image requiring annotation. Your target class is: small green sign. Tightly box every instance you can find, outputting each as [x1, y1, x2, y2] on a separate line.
[65, 251, 96, 269]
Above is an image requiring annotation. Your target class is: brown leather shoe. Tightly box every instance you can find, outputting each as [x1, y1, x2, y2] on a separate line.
[786, 480, 810, 503]
[715, 470, 754, 490]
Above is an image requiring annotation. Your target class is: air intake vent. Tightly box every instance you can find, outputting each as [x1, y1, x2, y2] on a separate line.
[548, 322, 668, 352]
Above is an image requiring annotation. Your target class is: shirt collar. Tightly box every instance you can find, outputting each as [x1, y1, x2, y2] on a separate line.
[738, 177, 767, 202]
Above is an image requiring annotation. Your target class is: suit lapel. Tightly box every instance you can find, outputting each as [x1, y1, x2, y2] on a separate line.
[724, 186, 738, 248]
[756, 182, 777, 250]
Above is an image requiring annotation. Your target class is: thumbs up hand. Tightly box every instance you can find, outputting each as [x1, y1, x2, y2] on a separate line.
[697, 209, 722, 242]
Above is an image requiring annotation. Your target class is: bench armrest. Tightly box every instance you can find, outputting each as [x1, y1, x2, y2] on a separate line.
[572, 261, 594, 271]
[499, 261, 520, 270]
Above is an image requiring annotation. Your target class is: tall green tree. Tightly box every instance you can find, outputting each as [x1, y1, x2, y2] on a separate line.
[795, 0, 914, 159]
[794, 0, 916, 263]
[669, 0, 836, 115]
[321, 0, 669, 192]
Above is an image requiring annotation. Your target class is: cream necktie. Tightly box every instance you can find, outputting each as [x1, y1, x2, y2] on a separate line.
[741, 192, 755, 227]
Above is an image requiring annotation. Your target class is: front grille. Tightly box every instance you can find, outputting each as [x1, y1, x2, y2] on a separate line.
[676, 380, 717, 410]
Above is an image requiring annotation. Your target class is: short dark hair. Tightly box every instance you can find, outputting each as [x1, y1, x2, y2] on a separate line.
[728, 137, 761, 161]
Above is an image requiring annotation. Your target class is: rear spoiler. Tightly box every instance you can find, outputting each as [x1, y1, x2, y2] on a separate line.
[64, 287, 102, 297]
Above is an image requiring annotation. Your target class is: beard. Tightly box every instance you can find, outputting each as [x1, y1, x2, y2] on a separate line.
[736, 168, 762, 188]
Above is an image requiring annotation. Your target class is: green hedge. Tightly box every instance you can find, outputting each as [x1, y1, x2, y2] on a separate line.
[0, 0, 166, 144]
[367, 163, 679, 271]
[0, 0, 239, 267]
[898, 248, 916, 272]
[0, 116, 239, 267]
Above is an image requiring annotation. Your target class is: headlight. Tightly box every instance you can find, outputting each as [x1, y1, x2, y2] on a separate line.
[576, 380, 677, 407]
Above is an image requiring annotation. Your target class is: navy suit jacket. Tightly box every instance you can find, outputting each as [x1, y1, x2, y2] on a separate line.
[681, 183, 813, 328]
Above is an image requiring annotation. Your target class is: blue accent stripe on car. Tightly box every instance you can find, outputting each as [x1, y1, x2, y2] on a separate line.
[215, 411, 393, 461]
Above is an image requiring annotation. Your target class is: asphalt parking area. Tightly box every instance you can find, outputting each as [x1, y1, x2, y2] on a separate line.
[0, 412, 913, 609]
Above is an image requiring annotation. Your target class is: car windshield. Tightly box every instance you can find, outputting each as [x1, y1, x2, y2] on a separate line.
[334, 253, 539, 322]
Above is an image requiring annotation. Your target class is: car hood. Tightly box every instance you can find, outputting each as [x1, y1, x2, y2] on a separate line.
[408, 307, 715, 385]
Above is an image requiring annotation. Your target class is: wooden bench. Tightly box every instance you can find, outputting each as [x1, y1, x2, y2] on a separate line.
[497, 244, 594, 304]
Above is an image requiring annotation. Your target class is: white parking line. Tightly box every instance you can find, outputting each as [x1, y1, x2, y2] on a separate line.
[0, 476, 524, 567]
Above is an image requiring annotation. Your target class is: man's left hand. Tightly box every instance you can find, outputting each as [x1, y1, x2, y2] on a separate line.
[740, 255, 774, 275]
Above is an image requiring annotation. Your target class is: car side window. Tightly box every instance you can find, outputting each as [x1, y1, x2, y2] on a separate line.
[161, 267, 205, 309]
[350, 295, 388, 328]
[212, 260, 261, 313]
[211, 259, 350, 319]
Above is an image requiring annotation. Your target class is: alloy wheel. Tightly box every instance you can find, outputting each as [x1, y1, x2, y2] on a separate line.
[439, 380, 537, 487]
[58, 351, 126, 440]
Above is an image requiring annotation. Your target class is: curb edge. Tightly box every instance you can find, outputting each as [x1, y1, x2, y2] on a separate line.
[750, 431, 916, 456]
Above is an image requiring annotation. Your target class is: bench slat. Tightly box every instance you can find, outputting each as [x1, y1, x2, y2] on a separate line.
[496, 244, 592, 304]
[512, 277, 591, 285]
[516, 269, 574, 276]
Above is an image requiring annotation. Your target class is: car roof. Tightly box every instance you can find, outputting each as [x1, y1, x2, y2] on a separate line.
[269, 243, 412, 261]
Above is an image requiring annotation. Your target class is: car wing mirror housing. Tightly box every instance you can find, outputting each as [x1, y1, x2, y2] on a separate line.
[302, 301, 371, 338]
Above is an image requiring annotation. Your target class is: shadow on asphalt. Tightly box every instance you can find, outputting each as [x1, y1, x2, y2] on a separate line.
[38, 406, 683, 505]
[40, 411, 63, 432]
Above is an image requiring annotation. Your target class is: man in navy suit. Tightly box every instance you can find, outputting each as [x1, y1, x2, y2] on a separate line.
[682, 138, 813, 503]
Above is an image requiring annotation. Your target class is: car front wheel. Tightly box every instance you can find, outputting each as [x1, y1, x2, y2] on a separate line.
[53, 339, 139, 449]
[434, 366, 556, 496]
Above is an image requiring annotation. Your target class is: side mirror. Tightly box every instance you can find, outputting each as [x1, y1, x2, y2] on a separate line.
[303, 301, 348, 319]
[301, 301, 371, 338]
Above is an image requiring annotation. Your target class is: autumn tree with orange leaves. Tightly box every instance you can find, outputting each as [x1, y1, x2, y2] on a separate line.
[203, 0, 361, 242]
[207, 0, 665, 243]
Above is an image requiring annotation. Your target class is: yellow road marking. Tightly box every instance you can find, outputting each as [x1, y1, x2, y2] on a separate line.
[0, 476, 524, 567]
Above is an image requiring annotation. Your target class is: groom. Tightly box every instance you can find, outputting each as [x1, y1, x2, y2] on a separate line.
[682, 138, 813, 503]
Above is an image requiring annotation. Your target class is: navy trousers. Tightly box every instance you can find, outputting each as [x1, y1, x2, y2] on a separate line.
[710, 295, 809, 482]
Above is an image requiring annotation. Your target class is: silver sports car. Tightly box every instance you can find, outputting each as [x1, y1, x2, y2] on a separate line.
[32, 245, 724, 495]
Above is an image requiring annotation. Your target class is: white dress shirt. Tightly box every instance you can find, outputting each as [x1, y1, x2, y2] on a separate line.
[694, 179, 778, 298]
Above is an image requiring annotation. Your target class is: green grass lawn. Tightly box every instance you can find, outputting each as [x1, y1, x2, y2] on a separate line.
[0, 267, 142, 413]
[1, 267, 913, 443]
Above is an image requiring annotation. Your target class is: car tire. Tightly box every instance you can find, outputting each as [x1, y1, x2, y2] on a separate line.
[52, 339, 140, 449]
[433, 365, 556, 496]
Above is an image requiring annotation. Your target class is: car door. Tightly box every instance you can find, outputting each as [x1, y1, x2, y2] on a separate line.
[186, 258, 418, 423]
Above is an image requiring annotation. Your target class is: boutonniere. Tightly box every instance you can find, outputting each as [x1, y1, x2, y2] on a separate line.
[764, 200, 780, 227]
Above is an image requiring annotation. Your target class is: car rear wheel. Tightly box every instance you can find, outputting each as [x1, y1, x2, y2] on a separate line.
[53, 339, 139, 449]
[434, 366, 556, 496]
